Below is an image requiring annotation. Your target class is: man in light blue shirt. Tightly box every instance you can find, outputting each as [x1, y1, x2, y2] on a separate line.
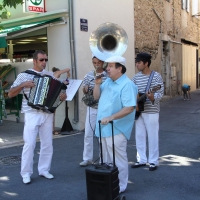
[93, 55, 138, 193]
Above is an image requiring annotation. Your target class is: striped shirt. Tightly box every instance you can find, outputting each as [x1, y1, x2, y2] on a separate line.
[10, 69, 54, 113]
[82, 70, 107, 107]
[132, 71, 164, 113]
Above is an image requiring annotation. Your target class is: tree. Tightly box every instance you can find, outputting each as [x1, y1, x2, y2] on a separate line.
[0, 0, 23, 20]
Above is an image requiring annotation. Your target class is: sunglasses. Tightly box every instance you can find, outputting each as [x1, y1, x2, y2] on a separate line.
[38, 58, 48, 62]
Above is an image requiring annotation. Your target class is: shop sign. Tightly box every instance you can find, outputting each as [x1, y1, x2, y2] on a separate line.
[23, 0, 45, 13]
[80, 19, 88, 32]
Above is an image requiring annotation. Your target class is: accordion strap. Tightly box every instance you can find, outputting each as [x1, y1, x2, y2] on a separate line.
[23, 70, 41, 76]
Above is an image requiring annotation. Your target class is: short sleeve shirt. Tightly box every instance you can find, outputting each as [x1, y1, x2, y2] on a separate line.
[95, 74, 138, 140]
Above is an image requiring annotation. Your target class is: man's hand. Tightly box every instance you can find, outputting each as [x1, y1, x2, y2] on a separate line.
[101, 116, 114, 125]
[83, 85, 89, 94]
[22, 81, 35, 88]
[8, 80, 35, 98]
[95, 73, 103, 85]
[146, 91, 154, 103]
[59, 92, 67, 101]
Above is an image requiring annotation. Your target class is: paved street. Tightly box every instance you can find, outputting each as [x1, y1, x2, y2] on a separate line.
[0, 91, 200, 200]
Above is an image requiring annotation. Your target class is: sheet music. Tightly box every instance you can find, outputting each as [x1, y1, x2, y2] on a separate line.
[66, 79, 83, 101]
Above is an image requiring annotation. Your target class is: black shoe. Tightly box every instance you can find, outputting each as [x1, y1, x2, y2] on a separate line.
[131, 162, 146, 168]
[149, 163, 157, 171]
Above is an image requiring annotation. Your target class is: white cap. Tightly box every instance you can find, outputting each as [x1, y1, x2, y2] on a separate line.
[105, 56, 126, 66]
[92, 54, 95, 59]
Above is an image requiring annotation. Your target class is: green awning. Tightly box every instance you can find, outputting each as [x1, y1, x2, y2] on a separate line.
[0, 9, 68, 28]
[0, 37, 7, 48]
[0, 23, 42, 35]
[0, 18, 64, 47]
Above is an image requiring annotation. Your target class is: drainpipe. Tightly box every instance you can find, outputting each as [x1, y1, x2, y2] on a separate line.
[68, 0, 79, 123]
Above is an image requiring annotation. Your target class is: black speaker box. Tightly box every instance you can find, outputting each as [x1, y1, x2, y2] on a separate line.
[85, 165, 119, 200]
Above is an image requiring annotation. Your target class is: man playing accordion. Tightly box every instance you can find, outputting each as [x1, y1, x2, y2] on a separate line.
[8, 50, 67, 184]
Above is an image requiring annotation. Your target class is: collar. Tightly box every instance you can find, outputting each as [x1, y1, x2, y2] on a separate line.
[113, 74, 126, 85]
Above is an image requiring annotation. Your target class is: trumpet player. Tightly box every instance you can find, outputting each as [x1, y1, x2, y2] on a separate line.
[80, 55, 107, 166]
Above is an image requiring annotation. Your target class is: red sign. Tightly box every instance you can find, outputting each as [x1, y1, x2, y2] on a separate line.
[23, 0, 46, 13]
[28, 6, 44, 13]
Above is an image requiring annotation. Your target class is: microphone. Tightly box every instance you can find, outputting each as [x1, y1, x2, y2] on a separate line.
[90, 73, 104, 82]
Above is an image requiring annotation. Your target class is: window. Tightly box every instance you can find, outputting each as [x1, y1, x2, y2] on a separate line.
[182, 0, 190, 12]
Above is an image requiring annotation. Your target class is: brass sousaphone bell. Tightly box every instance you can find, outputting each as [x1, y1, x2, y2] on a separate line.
[89, 22, 128, 61]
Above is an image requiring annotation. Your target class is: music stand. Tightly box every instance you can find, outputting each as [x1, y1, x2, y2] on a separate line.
[60, 79, 82, 135]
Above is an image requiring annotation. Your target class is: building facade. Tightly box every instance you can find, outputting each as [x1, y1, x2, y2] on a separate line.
[134, 0, 200, 96]
[0, 0, 135, 131]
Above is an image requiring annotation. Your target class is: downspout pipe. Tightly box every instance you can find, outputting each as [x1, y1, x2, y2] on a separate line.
[68, 0, 79, 123]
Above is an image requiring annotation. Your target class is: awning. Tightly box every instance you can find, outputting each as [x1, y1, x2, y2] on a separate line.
[0, 9, 68, 28]
[0, 9, 68, 48]
[0, 37, 7, 48]
[1, 18, 65, 38]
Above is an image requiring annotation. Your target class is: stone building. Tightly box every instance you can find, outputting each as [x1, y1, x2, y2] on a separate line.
[134, 0, 200, 96]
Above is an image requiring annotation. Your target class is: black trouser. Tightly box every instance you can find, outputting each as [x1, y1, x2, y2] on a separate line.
[182, 86, 190, 99]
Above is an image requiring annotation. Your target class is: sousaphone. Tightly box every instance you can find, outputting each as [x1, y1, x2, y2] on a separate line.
[89, 22, 128, 61]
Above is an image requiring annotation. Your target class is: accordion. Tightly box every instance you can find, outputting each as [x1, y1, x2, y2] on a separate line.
[24, 70, 67, 113]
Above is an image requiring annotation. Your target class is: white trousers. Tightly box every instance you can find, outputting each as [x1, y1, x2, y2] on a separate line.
[101, 134, 128, 193]
[83, 107, 98, 161]
[135, 113, 159, 165]
[21, 112, 54, 177]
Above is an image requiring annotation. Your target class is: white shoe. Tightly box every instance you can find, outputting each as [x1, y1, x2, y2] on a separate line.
[40, 172, 54, 179]
[79, 160, 93, 167]
[22, 176, 31, 184]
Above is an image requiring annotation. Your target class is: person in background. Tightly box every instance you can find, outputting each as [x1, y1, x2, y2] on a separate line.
[52, 67, 70, 135]
[8, 50, 67, 184]
[182, 84, 191, 100]
[52, 67, 70, 85]
[79, 55, 107, 167]
[131, 52, 164, 171]
[93, 56, 137, 193]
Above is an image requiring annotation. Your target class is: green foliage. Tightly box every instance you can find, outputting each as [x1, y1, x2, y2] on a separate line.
[3, 0, 23, 9]
[0, 0, 23, 20]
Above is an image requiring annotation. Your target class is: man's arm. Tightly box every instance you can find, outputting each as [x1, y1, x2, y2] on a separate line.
[53, 68, 70, 78]
[8, 81, 35, 98]
[101, 106, 134, 125]
[93, 77, 102, 100]
[93, 83, 101, 100]
[151, 73, 164, 104]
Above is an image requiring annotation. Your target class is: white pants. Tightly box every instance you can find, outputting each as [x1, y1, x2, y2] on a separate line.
[21, 112, 54, 177]
[135, 113, 159, 165]
[83, 107, 98, 161]
[101, 134, 128, 193]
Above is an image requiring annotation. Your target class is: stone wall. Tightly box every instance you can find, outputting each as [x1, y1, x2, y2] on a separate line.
[135, 0, 163, 59]
[134, 0, 200, 95]
[135, 0, 200, 59]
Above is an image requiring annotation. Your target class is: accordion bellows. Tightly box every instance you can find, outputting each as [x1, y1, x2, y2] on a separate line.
[27, 73, 67, 113]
